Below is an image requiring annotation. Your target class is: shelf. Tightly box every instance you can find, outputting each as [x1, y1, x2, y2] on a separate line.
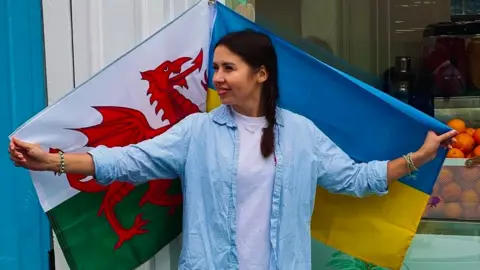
[443, 158, 469, 167]
[434, 96, 480, 109]
[434, 96, 480, 127]
[418, 219, 480, 236]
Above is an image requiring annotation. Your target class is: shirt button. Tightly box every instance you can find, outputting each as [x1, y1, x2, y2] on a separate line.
[275, 188, 280, 192]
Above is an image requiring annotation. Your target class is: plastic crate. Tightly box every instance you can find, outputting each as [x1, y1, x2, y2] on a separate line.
[423, 158, 480, 220]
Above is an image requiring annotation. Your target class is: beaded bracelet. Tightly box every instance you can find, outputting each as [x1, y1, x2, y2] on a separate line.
[58, 150, 65, 175]
[403, 152, 418, 177]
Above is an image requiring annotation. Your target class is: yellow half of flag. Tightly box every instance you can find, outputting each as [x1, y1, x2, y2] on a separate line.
[312, 181, 429, 269]
[207, 88, 222, 112]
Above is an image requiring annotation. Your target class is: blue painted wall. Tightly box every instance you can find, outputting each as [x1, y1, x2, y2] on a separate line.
[0, 0, 51, 269]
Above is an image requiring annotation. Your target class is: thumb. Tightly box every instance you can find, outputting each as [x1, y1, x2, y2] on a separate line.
[438, 130, 458, 142]
[12, 137, 34, 150]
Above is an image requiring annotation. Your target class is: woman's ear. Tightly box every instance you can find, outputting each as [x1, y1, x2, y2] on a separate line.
[257, 65, 268, 83]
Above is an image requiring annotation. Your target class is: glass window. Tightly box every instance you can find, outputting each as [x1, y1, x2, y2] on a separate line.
[227, 0, 480, 269]
[228, 0, 456, 117]
[452, 0, 480, 15]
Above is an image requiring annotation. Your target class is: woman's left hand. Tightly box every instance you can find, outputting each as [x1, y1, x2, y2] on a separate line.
[416, 130, 458, 162]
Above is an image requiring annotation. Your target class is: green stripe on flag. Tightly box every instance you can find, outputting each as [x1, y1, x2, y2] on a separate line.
[48, 181, 183, 270]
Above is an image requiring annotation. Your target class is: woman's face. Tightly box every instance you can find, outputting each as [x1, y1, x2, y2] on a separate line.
[212, 45, 266, 106]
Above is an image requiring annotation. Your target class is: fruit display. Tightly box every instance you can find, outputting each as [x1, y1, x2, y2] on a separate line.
[422, 118, 480, 220]
[423, 166, 480, 220]
[445, 118, 480, 158]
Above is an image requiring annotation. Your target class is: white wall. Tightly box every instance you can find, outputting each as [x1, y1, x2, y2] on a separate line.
[42, 0, 223, 269]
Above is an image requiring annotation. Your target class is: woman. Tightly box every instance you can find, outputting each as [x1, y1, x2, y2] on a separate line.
[9, 30, 456, 269]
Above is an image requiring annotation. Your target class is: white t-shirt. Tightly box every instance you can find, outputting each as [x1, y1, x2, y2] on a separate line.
[233, 109, 276, 270]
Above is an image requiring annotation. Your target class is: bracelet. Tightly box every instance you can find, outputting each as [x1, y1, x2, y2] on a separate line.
[403, 152, 418, 176]
[58, 151, 65, 175]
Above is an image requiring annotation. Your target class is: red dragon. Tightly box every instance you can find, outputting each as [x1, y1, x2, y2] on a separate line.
[50, 49, 208, 249]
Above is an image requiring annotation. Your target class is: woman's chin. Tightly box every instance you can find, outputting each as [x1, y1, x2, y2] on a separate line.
[219, 96, 234, 105]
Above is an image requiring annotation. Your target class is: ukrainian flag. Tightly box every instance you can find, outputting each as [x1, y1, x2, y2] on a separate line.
[207, 3, 451, 269]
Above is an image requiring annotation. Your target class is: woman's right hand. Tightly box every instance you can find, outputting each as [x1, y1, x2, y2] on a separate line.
[9, 137, 52, 171]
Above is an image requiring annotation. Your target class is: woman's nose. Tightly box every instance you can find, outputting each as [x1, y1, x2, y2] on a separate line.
[213, 71, 225, 84]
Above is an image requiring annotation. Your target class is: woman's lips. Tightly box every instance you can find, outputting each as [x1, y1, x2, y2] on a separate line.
[217, 88, 229, 96]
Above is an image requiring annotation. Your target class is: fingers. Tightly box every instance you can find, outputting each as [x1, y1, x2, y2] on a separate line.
[10, 155, 25, 165]
[438, 130, 458, 142]
[441, 141, 452, 149]
[8, 139, 27, 163]
[9, 149, 26, 163]
[9, 150, 26, 168]
[11, 137, 32, 151]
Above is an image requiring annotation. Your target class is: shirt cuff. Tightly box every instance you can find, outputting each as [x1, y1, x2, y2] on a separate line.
[370, 160, 389, 195]
[88, 146, 112, 186]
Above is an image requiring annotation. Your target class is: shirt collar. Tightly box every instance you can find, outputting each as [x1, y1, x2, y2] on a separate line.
[211, 104, 284, 127]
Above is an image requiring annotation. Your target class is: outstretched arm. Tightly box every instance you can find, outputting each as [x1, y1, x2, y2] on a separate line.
[87, 113, 198, 185]
[10, 113, 199, 186]
[315, 128, 456, 197]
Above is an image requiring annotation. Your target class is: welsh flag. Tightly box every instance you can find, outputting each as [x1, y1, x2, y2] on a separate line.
[10, 1, 211, 269]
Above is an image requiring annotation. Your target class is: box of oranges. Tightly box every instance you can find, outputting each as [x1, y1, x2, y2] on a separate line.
[422, 118, 480, 220]
[422, 165, 480, 220]
[445, 118, 480, 158]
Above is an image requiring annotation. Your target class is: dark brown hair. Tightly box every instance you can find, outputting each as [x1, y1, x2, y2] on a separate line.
[214, 29, 279, 158]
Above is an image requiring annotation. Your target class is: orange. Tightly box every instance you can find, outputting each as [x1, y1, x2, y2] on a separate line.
[422, 206, 430, 217]
[432, 184, 441, 196]
[464, 205, 479, 220]
[467, 128, 476, 136]
[473, 128, 480, 145]
[461, 189, 479, 206]
[428, 201, 444, 218]
[453, 133, 475, 154]
[443, 202, 462, 219]
[462, 167, 480, 185]
[447, 148, 465, 158]
[442, 182, 462, 202]
[437, 168, 454, 185]
[474, 181, 480, 195]
[473, 145, 480, 157]
[447, 118, 466, 133]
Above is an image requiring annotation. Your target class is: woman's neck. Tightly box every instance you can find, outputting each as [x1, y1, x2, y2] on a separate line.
[232, 102, 264, 117]
[232, 86, 265, 117]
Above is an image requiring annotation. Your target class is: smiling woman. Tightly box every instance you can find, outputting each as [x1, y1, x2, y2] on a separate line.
[9, 26, 455, 270]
